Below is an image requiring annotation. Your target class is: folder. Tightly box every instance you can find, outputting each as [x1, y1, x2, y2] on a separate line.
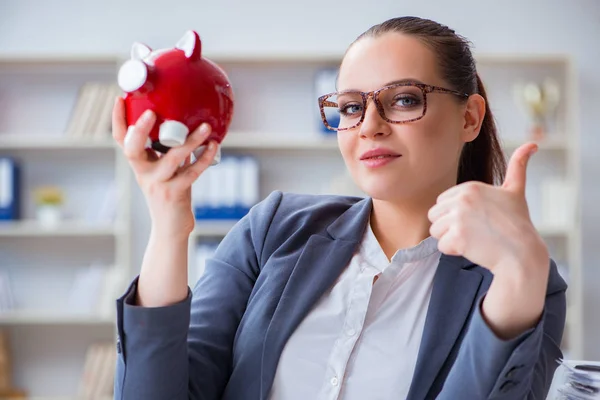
[0, 157, 19, 221]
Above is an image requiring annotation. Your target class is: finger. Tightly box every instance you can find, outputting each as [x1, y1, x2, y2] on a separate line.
[437, 181, 480, 204]
[428, 200, 454, 223]
[502, 142, 538, 195]
[436, 228, 464, 256]
[123, 109, 156, 163]
[429, 211, 453, 239]
[154, 123, 212, 181]
[112, 97, 127, 148]
[173, 140, 220, 188]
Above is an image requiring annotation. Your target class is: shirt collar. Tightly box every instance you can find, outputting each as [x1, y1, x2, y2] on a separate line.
[360, 217, 440, 271]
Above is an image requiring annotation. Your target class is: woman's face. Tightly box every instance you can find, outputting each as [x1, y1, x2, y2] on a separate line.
[336, 32, 481, 203]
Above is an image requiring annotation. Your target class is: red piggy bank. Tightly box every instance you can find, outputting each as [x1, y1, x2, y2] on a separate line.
[117, 30, 234, 160]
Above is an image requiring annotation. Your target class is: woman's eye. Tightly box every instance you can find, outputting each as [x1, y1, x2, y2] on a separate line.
[340, 103, 363, 116]
[394, 96, 420, 107]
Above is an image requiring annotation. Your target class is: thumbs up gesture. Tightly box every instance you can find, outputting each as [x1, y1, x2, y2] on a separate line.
[428, 142, 552, 339]
[428, 142, 549, 275]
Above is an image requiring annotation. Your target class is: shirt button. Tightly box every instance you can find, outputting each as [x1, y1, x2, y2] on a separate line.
[331, 377, 339, 386]
[346, 328, 356, 336]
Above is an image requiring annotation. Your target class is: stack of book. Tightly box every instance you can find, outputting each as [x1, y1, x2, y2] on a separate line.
[67, 263, 125, 319]
[192, 155, 259, 220]
[556, 360, 600, 399]
[0, 330, 26, 399]
[189, 241, 219, 288]
[77, 342, 116, 398]
[64, 82, 122, 139]
[0, 271, 14, 313]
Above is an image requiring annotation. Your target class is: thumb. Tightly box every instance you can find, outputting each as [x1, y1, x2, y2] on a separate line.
[502, 142, 538, 194]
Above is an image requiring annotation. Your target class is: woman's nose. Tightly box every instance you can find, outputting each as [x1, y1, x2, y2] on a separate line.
[359, 100, 391, 139]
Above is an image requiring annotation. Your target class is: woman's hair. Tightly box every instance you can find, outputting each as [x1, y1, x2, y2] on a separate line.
[350, 16, 506, 185]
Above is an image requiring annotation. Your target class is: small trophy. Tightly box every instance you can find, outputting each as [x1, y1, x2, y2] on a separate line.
[513, 78, 561, 141]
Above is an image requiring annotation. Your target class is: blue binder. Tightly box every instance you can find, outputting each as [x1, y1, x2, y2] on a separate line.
[0, 157, 20, 221]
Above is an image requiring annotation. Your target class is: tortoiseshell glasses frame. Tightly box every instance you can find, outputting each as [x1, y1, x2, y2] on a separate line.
[318, 82, 470, 132]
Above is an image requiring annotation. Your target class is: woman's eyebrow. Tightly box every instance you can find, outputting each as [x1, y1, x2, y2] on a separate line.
[383, 78, 425, 86]
[336, 78, 426, 92]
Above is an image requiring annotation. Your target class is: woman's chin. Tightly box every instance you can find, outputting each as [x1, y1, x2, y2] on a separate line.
[359, 182, 409, 202]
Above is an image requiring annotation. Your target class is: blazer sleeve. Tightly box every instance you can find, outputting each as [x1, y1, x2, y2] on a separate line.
[114, 190, 284, 400]
[436, 259, 567, 400]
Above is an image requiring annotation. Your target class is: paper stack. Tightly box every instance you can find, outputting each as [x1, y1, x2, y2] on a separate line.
[556, 360, 600, 399]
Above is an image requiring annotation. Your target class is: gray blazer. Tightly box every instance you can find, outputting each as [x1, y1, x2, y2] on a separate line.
[114, 190, 567, 400]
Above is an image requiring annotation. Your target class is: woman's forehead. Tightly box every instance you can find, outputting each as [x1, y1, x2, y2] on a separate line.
[338, 33, 441, 92]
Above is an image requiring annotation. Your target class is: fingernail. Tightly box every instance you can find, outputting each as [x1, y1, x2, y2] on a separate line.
[124, 126, 135, 147]
[199, 123, 210, 135]
[140, 109, 154, 123]
[208, 141, 215, 150]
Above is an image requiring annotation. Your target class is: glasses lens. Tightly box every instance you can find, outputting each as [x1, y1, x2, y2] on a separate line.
[321, 92, 363, 130]
[378, 85, 425, 122]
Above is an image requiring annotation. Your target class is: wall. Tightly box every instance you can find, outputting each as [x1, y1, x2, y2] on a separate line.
[1, 0, 599, 358]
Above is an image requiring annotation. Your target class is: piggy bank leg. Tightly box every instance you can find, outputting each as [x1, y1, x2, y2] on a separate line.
[192, 144, 221, 166]
[159, 120, 189, 148]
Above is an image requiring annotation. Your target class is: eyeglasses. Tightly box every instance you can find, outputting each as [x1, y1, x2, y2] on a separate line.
[318, 82, 470, 132]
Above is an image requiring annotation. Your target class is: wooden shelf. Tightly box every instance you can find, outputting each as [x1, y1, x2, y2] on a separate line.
[222, 132, 339, 151]
[501, 136, 569, 151]
[0, 311, 114, 325]
[23, 397, 113, 400]
[0, 52, 570, 66]
[0, 134, 115, 150]
[0, 220, 122, 237]
[0, 132, 339, 151]
[474, 53, 569, 65]
[191, 220, 574, 238]
[192, 220, 238, 237]
[536, 224, 574, 237]
[0, 132, 569, 152]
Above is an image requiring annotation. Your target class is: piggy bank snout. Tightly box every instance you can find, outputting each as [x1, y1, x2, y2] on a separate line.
[118, 59, 148, 92]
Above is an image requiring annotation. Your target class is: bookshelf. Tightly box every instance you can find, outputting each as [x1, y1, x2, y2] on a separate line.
[0, 56, 130, 398]
[0, 52, 583, 396]
[475, 54, 582, 359]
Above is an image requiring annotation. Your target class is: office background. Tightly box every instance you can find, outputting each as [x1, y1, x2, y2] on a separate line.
[0, 0, 598, 397]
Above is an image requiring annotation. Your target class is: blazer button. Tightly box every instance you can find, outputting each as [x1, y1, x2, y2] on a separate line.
[116, 341, 122, 354]
[505, 364, 524, 379]
[500, 381, 517, 393]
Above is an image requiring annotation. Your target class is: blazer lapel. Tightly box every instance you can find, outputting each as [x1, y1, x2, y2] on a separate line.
[406, 254, 483, 400]
[259, 197, 372, 399]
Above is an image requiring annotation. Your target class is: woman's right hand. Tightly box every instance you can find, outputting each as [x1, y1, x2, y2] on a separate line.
[112, 97, 219, 239]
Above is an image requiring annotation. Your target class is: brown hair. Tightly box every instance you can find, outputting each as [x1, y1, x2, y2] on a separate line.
[350, 16, 506, 185]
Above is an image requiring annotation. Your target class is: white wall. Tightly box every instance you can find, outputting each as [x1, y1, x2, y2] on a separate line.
[1, 0, 599, 359]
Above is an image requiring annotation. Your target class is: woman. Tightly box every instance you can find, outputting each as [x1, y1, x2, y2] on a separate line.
[113, 16, 567, 400]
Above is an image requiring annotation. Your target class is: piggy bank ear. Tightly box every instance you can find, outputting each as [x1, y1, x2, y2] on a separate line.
[131, 42, 152, 60]
[176, 30, 201, 60]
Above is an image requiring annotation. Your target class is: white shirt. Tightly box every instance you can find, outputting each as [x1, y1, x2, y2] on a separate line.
[269, 221, 441, 400]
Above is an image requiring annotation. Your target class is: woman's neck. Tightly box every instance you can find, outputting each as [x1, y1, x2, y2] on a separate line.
[369, 196, 437, 261]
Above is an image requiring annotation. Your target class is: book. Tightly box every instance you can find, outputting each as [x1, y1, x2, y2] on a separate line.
[0, 158, 19, 221]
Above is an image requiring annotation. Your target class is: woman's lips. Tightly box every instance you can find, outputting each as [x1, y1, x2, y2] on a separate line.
[360, 154, 401, 168]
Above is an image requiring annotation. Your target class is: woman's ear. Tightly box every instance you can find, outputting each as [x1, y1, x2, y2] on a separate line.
[462, 94, 486, 143]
